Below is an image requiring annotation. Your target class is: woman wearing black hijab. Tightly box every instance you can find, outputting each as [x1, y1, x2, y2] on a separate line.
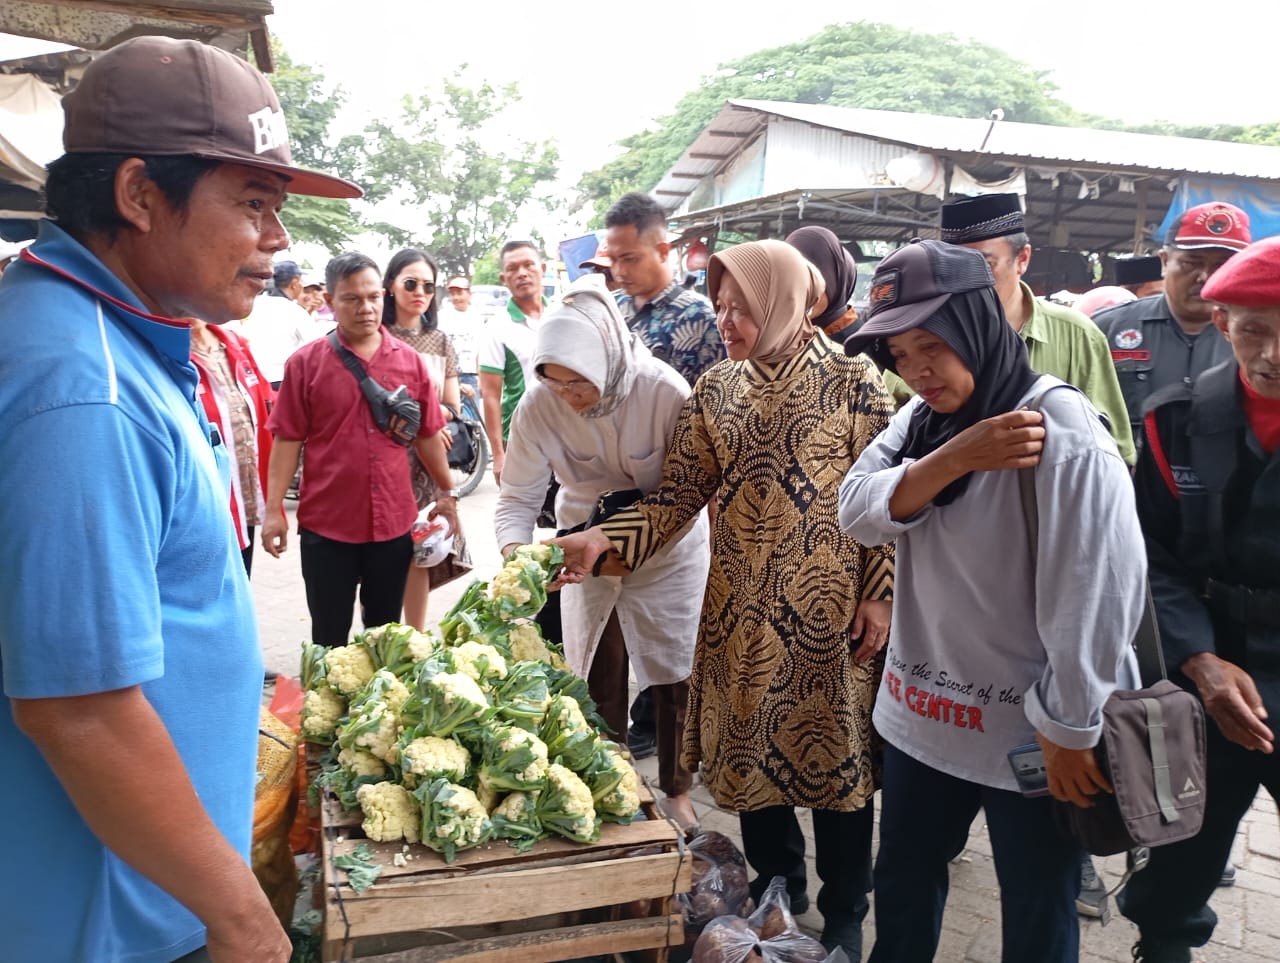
[785, 226, 860, 342]
[837, 240, 1145, 963]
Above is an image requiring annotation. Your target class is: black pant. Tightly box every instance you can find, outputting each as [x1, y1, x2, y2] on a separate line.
[738, 801, 873, 926]
[630, 686, 655, 738]
[585, 610, 692, 797]
[535, 589, 563, 646]
[299, 527, 412, 646]
[241, 525, 255, 577]
[869, 745, 1080, 963]
[1118, 722, 1280, 951]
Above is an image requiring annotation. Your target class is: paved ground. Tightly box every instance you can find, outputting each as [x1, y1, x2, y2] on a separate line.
[253, 477, 1279, 962]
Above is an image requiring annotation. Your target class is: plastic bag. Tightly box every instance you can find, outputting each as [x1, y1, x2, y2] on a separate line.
[412, 502, 454, 567]
[691, 876, 828, 962]
[680, 830, 752, 935]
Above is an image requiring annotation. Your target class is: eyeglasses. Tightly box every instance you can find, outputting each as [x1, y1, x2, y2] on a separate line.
[537, 373, 594, 395]
[401, 278, 435, 294]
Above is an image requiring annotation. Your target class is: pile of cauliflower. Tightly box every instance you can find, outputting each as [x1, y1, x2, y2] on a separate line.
[303, 546, 643, 866]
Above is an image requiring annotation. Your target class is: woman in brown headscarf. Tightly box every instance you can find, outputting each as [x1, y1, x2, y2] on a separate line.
[553, 240, 895, 959]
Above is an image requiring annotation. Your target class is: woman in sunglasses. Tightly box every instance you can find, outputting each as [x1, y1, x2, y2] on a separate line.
[383, 248, 471, 629]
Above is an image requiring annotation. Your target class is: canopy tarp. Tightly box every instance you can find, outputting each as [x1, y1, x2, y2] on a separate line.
[0, 71, 62, 193]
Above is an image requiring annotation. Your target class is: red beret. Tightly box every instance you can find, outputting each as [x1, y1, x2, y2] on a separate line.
[1200, 237, 1280, 308]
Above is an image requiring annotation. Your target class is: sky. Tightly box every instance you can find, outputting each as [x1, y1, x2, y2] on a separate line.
[3, 1, 1277, 259]
[268, 0, 1280, 186]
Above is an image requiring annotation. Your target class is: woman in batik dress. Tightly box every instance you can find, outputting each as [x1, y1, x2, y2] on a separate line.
[553, 239, 894, 960]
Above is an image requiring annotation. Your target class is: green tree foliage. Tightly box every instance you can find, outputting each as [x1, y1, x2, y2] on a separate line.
[577, 21, 1090, 223]
[1236, 122, 1280, 146]
[471, 253, 500, 286]
[265, 41, 362, 254]
[354, 70, 559, 279]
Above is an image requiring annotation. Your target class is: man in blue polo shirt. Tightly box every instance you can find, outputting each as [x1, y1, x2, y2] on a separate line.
[0, 38, 360, 963]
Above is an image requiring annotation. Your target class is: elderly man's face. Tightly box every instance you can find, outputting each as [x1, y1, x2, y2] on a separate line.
[130, 162, 290, 322]
[960, 236, 1030, 310]
[499, 245, 544, 302]
[1215, 304, 1280, 399]
[1161, 246, 1235, 327]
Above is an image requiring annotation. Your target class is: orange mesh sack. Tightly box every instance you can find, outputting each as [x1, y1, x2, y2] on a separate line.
[252, 707, 300, 927]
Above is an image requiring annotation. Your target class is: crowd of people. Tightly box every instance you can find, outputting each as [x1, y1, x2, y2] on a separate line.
[1, 34, 1278, 963]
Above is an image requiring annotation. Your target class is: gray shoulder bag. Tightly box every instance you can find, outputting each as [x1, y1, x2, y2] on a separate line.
[1018, 389, 1206, 859]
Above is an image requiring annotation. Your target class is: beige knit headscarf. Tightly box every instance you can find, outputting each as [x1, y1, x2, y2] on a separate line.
[707, 239, 825, 365]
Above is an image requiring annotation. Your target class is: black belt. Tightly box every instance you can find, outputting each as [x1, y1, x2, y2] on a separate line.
[1203, 578, 1280, 628]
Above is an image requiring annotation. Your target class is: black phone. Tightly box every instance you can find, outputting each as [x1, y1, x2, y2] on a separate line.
[1007, 743, 1050, 797]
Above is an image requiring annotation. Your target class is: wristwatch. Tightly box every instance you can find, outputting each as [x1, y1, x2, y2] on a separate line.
[443, 489, 461, 498]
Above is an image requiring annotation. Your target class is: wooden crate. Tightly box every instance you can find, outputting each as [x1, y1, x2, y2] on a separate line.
[318, 782, 691, 962]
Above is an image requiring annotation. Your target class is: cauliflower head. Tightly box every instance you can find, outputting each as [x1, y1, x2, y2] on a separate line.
[301, 686, 347, 743]
[493, 790, 538, 822]
[481, 725, 550, 792]
[325, 644, 376, 697]
[356, 781, 421, 843]
[536, 763, 599, 843]
[507, 622, 552, 664]
[538, 694, 596, 771]
[413, 778, 492, 862]
[596, 759, 641, 823]
[408, 630, 438, 663]
[510, 544, 555, 565]
[474, 774, 500, 814]
[400, 735, 470, 788]
[338, 746, 387, 780]
[400, 670, 491, 738]
[488, 563, 532, 607]
[490, 789, 544, 852]
[451, 640, 508, 685]
[375, 670, 412, 714]
[338, 700, 402, 765]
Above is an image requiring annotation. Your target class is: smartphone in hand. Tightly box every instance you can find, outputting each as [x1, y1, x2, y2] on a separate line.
[1008, 743, 1050, 798]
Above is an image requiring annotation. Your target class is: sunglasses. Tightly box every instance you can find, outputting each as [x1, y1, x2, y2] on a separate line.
[401, 278, 435, 294]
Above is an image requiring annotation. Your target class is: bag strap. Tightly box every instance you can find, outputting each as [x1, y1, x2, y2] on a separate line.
[328, 331, 395, 427]
[1141, 695, 1180, 823]
[327, 330, 373, 384]
[1017, 390, 1167, 684]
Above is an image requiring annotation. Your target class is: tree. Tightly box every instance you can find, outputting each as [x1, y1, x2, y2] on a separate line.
[354, 70, 559, 280]
[576, 21, 1091, 224]
[265, 40, 362, 254]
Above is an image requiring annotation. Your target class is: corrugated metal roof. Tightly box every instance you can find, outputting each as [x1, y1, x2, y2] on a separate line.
[0, 0, 276, 72]
[738, 99, 1280, 179]
[653, 100, 1280, 208]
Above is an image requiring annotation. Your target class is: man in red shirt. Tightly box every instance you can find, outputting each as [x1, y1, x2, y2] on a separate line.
[262, 252, 458, 644]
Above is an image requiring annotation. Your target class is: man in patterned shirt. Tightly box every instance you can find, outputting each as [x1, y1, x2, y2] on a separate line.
[605, 192, 723, 386]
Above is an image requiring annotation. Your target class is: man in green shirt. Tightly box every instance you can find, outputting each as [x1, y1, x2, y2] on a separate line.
[479, 239, 548, 486]
[940, 193, 1136, 465]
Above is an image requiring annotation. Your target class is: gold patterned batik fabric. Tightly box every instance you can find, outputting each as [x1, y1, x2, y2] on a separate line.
[600, 336, 895, 812]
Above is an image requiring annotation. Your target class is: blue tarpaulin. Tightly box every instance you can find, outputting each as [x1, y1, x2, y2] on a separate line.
[1156, 177, 1280, 244]
[559, 233, 602, 283]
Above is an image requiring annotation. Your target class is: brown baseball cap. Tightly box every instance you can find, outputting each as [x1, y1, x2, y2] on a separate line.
[62, 36, 361, 200]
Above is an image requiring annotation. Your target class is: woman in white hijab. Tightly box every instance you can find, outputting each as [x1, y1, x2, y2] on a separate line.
[493, 277, 710, 830]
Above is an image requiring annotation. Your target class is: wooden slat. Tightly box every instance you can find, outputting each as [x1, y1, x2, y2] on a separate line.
[318, 765, 686, 960]
[329, 851, 689, 935]
[324, 913, 682, 963]
[320, 789, 680, 881]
